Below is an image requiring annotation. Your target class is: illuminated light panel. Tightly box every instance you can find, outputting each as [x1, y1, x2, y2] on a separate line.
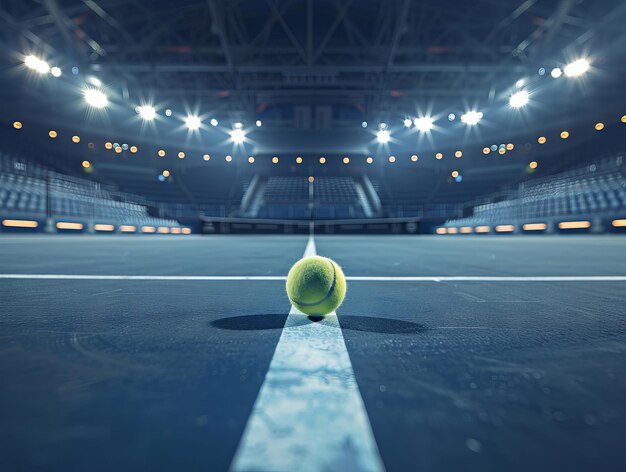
[13, 121, 22, 130]
[343, 157, 350, 164]
[595, 122, 604, 131]
[84, 88, 108, 108]
[130, 145, 138, 153]
[272, 156, 279, 164]
[94, 224, 115, 232]
[182, 228, 192, 234]
[529, 161, 538, 169]
[170, 227, 181, 234]
[157, 227, 170, 234]
[230, 128, 246, 144]
[56, 222, 84, 230]
[455, 151, 462, 158]
[413, 117, 434, 132]
[447, 227, 458, 234]
[612, 219, 626, 227]
[435, 228, 447, 234]
[162, 170, 170, 177]
[560, 130, 569, 139]
[435, 152, 443, 160]
[482, 147, 490, 155]
[564, 58, 589, 77]
[411, 154, 418, 162]
[137, 105, 156, 121]
[538, 136, 546, 144]
[203, 154, 211, 161]
[2, 219, 38, 228]
[24, 55, 50, 73]
[158, 149, 166, 157]
[248, 156, 255, 163]
[451, 170, 459, 178]
[460, 111, 483, 125]
[142, 226, 156, 233]
[376, 129, 390, 143]
[319, 157, 326, 164]
[82, 160, 91, 168]
[460, 226, 473, 234]
[120, 225, 136, 233]
[506, 143, 514, 151]
[366, 157, 374, 164]
[178, 151, 185, 159]
[185, 115, 201, 130]
[495, 225, 515, 233]
[523, 223, 547, 231]
[558, 221, 591, 230]
[475, 226, 490, 233]
[72, 135, 80, 143]
[388, 156, 396, 163]
[509, 90, 529, 108]
[49, 130, 57, 138]
[225, 155, 232, 162]
[308, 176, 315, 183]
[296, 156, 303, 164]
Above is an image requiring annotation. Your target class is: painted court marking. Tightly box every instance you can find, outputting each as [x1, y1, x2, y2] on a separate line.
[230, 236, 385, 472]
[1, 274, 626, 282]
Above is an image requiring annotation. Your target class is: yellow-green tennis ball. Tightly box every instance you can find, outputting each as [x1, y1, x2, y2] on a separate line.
[286, 255, 346, 316]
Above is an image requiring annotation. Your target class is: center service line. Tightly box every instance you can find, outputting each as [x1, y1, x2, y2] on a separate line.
[230, 235, 385, 472]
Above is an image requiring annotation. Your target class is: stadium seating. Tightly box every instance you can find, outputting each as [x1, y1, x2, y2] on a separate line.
[0, 153, 186, 233]
[439, 156, 626, 233]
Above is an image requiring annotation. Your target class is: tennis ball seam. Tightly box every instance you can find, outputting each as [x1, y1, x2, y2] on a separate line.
[290, 259, 337, 307]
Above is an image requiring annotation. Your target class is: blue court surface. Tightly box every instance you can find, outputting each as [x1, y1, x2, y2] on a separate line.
[1, 234, 625, 471]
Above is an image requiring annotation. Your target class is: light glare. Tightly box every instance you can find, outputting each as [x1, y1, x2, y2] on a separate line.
[564, 59, 589, 77]
[376, 129, 390, 143]
[138, 105, 156, 121]
[230, 128, 246, 144]
[84, 88, 108, 108]
[185, 115, 201, 130]
[413, 117, 434, 132]
[461, 111, 482, 125]
[509, 90, 529, 108]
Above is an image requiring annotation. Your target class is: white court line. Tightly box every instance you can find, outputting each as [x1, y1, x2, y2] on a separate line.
[1, 274, 626, 282]
[230, 236, 385, 472]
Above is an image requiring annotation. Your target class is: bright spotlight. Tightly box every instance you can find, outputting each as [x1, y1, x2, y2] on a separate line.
[256, 120, 262, 127]
[25, 55, 50, 74]
[137, 105, 156, 121]
[84, 88, 108, 108]
[461, 111, 482, 125]
[376, 129, 390, 144]
[185, 115, 201, 130]
[403, 118, 412, 128]
[551, 67, 562, 78]
[564, 59, 589, 77]
[413, 117, 434, 132]
[210, 118, 218, 126]
[509, 90, 529, 108]
[24, 55, 39, 69]
[361, 121, 368, 128]
[230, 128, 245, 144]
[50, 66, 62, 77]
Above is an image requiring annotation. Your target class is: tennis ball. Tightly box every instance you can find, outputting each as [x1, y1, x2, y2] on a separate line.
[286, 255, 346, 316]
